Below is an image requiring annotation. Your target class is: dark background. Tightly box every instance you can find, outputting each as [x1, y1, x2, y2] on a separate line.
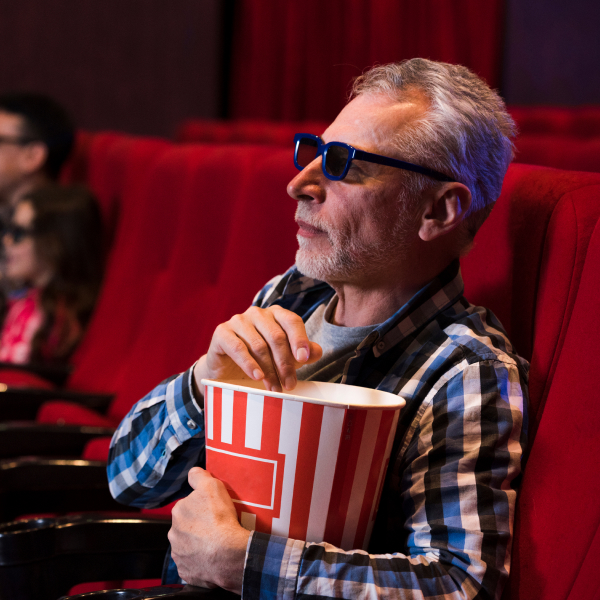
[0, 0, 598, 137]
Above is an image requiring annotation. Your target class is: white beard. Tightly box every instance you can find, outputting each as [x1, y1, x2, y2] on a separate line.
[294, 201, 414, 283]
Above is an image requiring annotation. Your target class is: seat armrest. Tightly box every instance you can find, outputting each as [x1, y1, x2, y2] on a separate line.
[0, 361, 73, 386]
[0, 514, 172, 600]
[0, 456, 132, 522]
[0, 423, 116, 459]
[0, 386, 114, 421]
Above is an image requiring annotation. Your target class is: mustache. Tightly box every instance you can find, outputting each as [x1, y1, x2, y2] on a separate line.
[294, 206, 330, 235]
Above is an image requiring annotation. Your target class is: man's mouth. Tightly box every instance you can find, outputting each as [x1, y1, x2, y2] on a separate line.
[296, 219, 327, 237]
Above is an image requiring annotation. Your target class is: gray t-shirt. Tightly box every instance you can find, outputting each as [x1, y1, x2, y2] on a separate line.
[296, 296, 380, 383]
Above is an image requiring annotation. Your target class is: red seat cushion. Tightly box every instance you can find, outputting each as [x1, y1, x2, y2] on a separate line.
[37, 401, 115, 427]
[0, 368, 55, 389]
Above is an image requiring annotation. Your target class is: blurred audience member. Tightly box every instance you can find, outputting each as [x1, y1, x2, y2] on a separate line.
[0, 185, 103, 365]
[0, 92, 75, 221]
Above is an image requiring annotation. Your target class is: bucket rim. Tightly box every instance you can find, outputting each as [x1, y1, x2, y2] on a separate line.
[201, 378, 406, 410]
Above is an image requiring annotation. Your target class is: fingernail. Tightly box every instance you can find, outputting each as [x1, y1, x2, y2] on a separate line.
[296, 347, 309, 362]
[271, 384, 282, 393]
[253, 369, 263, 380]
[285, 377, 296, 391]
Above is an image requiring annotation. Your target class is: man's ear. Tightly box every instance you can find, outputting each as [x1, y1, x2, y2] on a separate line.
[418, 183, 472, 242]
[18, 141, 48, 176]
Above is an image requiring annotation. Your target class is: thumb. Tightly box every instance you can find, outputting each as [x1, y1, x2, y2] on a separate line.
[187, 466, 210, 489]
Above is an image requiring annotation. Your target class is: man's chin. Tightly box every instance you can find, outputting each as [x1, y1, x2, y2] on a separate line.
[295, 249, 347, 282]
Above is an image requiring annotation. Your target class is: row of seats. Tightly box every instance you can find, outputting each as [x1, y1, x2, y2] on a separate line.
[175, 107, 600, 144]
[509, 106, 600, 137]
[0, 131, 599, 598]
[175, 112, 600, 173]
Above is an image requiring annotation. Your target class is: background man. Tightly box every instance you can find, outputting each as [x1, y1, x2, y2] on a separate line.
[108, 59, 528, 599]
[0, 92, 75, 221]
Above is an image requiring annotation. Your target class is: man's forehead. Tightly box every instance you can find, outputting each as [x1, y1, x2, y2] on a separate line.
[321, 93, 428, 153]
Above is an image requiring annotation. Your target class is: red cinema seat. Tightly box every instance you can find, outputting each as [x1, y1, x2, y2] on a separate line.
[35, 140, 185, 426]
[40, 145, 298, 432]
[462, 164, 600, 438]
[503, 218, 600, 600]
[95, 144, 282, 422]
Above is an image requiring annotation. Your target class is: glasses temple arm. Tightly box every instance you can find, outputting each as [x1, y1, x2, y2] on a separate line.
[354, 149, 455, 183]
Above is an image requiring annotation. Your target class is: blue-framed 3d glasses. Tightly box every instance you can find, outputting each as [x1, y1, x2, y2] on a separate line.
[293, 133, 455, 183]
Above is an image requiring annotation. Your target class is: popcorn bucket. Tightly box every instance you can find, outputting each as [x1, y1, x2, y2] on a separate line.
[202, 378, 404, 551]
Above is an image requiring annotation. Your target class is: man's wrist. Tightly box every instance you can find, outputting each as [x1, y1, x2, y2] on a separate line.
[214, 525, 251, 594]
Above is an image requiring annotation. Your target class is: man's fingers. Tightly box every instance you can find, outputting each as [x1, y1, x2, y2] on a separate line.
[229, 313, 284, 391]
[188, 467, 210, 489]
[208, 306, 321, 393]
[212, 324, 265, 381]
[264, 306, 314, 390]
[271, 306, 312, 364]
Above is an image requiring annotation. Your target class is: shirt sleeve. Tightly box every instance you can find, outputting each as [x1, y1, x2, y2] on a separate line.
[107, 366, 206, 508]
[242, 360, 527, 600]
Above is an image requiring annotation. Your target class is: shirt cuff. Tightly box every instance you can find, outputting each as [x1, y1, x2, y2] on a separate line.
[242, 531, 305, 600]
[165, 365, 205, 443]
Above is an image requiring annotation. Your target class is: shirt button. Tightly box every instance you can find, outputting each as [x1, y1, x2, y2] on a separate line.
[187, 419, 197, 429]
[377, 342, 385, 350]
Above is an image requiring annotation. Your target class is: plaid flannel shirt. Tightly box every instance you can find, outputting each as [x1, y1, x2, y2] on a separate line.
[108, 260, 528, 599]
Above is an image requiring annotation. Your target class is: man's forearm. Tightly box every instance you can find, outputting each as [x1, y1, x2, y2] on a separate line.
[107, 367, 206, 507]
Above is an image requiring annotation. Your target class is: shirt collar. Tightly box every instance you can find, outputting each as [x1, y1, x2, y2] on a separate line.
[281, 260, 464, 356]
[371, 259, 464, 356]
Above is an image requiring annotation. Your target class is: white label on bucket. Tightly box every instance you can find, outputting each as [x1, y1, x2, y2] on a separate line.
[241, 511, 257, 531]
[271, 399, 303, 538]
[245, 394, 264, 450]
[305, 406, 346, 543]
[221, 388, 234, 444]
[206, 386, 214, 440]
[206, 446, 278, 509]
[340, 410, 382, 550]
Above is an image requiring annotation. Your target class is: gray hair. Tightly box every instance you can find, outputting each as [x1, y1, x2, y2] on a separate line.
[351, 59, 516, 238]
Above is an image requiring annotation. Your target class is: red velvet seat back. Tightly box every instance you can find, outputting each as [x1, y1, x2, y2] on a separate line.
[515, 134, 600, 172]
[503, 219, 600, 600]
[509, 106, 600, 137]
[106, 146, 298, 422]
[175, 119, 330, 145]
[67, 138, 174, 392]
[103, 145, 272, 418]
[462, 164, 600, 434]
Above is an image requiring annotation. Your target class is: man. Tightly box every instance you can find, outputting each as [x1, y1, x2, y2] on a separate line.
[0, 92, 75, 220]
[108, 59, 528, 599]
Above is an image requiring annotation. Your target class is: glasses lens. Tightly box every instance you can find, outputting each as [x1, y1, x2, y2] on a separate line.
[296, 137, 319, 168]
[324, 145, 350, 177]
[4, 225, 27, 243]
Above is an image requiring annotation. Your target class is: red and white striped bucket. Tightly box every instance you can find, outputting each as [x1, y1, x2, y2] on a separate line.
[202, 378, 404, 551]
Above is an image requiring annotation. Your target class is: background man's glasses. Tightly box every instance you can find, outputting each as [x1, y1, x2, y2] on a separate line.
[2, 224, 35, 243]
[293, 133, 456, 183]
[0, 135, 36, 147]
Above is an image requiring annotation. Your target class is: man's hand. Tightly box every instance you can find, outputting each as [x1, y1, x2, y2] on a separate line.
[194, 305, 322, 394]
[169, 468, 250, 593]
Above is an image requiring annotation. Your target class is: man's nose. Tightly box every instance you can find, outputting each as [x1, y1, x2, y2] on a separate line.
[286, 158, 326, 203]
